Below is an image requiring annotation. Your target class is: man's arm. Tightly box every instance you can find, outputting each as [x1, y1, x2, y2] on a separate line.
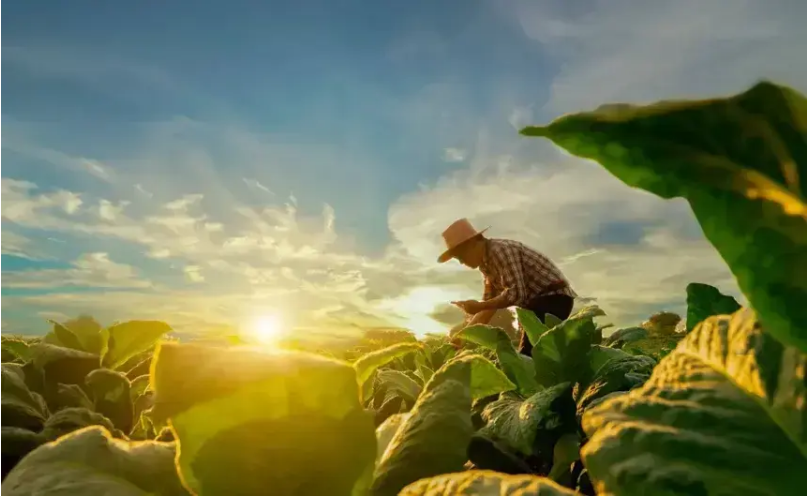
[475, 288, 514, 312]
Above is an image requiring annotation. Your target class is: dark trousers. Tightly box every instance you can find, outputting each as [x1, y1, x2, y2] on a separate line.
[518, 294, 574, 356]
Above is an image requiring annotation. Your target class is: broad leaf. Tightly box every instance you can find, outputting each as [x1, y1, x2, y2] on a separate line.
[413, 350, 434, 384]
[458, 325, 538, 396]
[531, 312, 600, 387]
[623, 335, 683, 361]
[686, 282, 742, 331]
[582, 308, 806, 495]
[151, 342, 376, 496]
[41, 407, 118, 442]
[548, 433, 581, 483]
[30, 343, 100, 386]
[354, 342, 422, 390]
[522, 81, 807, 351]
[375, 413, 410, 463]
[479, 383, 573, 456]
[371, 358, 474, 496]
[515, 308, 549, 346]
[86, 369, 134, 433]
[457, 324, 508, 349]
[1, 338, 32, 362]
[602, 326, 648, 347]
[544, 314, 563, 328]
[398, 470, 578, 495]
[575, 354, 656, 417]
[1, 427, 44, 480]
[1, 426, 189, 495]
[580, 345, 635, 390]
[569, 305, 606, 321]
[50, 320, 84, 351]
[102, 321, 172, 370]
[63, 315, 105, 355]
[378, 369, 423, 403]
[586, 345, 632, 375]
[130, 375, 151, 400]
[454, 354, 517, 401]
[467, 434, 534, 475]
[1, 364, 48, 431]
[54, 383, 94, 411]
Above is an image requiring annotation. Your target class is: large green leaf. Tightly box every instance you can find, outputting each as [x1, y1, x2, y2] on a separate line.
[531, 310, 601, 387]
[54, 383, 94, 411]
[454, 353, 517, 401]
[1, 426, 189, 495]
[458, 325, 538, 396]
[575, 354, 656, 417]
[1, 427, 44, 480]
[398, 470, 578, 495]
[378, 369, 423, 403]
[478, 383, 573, 456]
[86, 369, 134, 433]
[375, 413, 410, 463]
[102, 321, 172, 370]
[582, 308, 806, 495]
[602, 327, 648, 348]
[515, 308, 549, 346]
[40, 407, 119, 441]
[63, 315, 106, 355]
[371, 358, 474, 496]
[1, 364, 48, 431]
[522, 81, 806, 351]
[457, 324, 508, 349]
[547, 433, 581, 484]
[1, 338, 32, 362]
[585, 346, 633, 378]
[685, 282, 742, 331]
[354, 343, 422, 389]
[150, 342, 376, 496]
[30, 343, 100, 386]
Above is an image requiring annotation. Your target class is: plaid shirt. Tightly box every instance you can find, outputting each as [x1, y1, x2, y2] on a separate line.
[481, 238, 577, 307]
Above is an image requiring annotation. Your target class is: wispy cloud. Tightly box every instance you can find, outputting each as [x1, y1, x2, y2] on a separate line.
[2, 252, 151, 289]
[242, 177, 275, 196]
[442, 147, 467, 163]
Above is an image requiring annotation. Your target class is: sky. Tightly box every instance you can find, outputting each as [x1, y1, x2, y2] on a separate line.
[1, 0, 806, 339]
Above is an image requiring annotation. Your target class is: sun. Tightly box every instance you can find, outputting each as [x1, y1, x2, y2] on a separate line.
[253, 314, 283, 346]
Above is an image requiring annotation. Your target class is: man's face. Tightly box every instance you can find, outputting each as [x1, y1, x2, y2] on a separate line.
[454, 240, 481, 269]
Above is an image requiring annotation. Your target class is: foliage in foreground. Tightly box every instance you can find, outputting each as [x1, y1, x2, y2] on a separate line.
[2, 81, 806, 496]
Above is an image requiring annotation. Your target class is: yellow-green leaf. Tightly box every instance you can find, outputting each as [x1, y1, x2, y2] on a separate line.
[582, 308, 806, 495]
[522, 81, 806, 351]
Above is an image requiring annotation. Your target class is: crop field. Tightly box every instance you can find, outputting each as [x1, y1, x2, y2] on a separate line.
[1, 81, 805, 495]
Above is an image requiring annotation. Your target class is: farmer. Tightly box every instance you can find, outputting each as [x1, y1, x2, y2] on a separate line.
[438, 218, 577, 356]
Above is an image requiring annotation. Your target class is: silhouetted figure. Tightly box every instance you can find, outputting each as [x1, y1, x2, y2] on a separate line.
[438, 218, 577, 356]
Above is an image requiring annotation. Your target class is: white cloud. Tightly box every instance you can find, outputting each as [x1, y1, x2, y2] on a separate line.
[183, 265, 205, 283]
[1, 230, 44, 259]
[442, 147, 467, 163]
[242, 177, 275, 195]
[514, 0, 806, 115]
[98, 200, 129, 221]
[1, 139, 115, 182]
[2, 252, 151, 289]
[2, 179, 83, 224]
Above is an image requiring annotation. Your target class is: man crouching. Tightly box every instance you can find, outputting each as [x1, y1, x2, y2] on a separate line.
[438, 218, 577, 356]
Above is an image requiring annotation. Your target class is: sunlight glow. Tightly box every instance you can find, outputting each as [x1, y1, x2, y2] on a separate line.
[376, 285, 475, 336]
[253, 313, 284, 346]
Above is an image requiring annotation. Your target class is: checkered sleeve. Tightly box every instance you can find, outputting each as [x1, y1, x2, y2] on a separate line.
[491, 243, 528, 307]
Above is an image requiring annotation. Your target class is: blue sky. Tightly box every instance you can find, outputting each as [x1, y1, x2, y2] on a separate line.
[2, 0, 805, 337]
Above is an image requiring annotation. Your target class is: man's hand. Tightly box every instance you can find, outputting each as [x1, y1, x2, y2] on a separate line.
[451, 299, 484, 315]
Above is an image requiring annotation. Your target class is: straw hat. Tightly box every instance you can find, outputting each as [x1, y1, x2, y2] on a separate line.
[437, 218, 489, 263]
